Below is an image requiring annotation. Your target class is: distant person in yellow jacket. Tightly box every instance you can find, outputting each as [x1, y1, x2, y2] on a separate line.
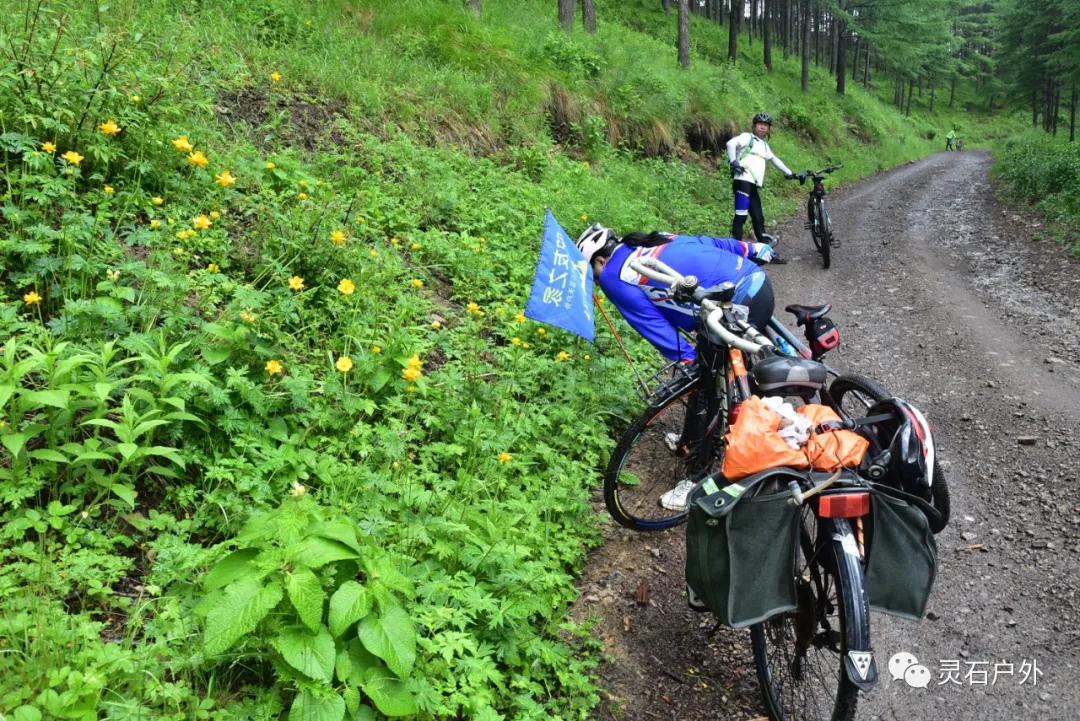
[945, 128, 956, 151]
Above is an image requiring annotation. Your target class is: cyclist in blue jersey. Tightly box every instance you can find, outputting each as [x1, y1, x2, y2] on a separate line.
[577, 225, 778, 364]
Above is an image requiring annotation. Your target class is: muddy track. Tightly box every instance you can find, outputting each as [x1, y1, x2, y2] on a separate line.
[574, 151, 1080, 721]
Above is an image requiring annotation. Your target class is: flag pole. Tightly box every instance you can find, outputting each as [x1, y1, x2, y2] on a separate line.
[595, 295, 651, 398]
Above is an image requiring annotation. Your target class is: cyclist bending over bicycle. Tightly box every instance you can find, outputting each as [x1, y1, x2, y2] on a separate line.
[576, 224, 781, 508]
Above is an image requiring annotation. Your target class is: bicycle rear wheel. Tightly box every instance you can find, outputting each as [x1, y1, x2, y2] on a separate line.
[603, 382, 722, 531]
[825, 374, 950, 533]
[751, 514, 866, 721]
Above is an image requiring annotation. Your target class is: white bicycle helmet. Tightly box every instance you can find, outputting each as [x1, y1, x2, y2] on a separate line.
[575, 223, 618, 263]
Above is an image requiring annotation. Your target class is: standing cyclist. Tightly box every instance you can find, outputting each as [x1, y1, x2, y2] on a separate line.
[726, 112, 795, 254]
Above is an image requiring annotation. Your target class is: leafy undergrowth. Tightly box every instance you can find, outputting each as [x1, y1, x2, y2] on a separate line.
[993, 131, 1080, 254]
[0, 1, 1005, 719]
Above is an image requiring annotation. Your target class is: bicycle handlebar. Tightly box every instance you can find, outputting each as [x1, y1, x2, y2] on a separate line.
[629, 257, 773, 355]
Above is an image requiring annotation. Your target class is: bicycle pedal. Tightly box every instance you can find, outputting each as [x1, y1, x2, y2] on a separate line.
[830, 238, 841, 247]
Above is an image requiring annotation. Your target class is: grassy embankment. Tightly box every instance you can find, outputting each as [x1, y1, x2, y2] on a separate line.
[0, 1, 1016, 718]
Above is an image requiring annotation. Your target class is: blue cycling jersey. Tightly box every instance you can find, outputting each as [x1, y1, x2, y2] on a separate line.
[598, 235, 765, 362]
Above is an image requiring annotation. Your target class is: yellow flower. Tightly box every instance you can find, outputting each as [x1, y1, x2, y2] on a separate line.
[270, 71, 282, 83]
[330, 229, 347, 246]
[495, 306, 504, 314]
[206, 263, 220, 273]
[371, 345, 382, 354]
[556, 351, 570, 362]
[410, 242, 421, 251]
[265, 161, 276, 170]
[498, 452, 512, 464]
[582, 161, 590, 168]
[151, 196, 164, 206]
[187, 150, 208, 167]
[335, 355, 354, 373]
[209, 210, 221, 220]
[511, 337, 521, 346]
[466, 301, 481, 315]
[390, 237, 400, 246]
[406, 354, 423, 370]
[431, 320, 442, 330]
[297, 192, 308, 200]
[402, 367, 422, 382]
[172, 135, 193, 152]
[410, 278, 424, 289]
[62, 150, 83, 165]
[240, 310, 257, 323]
[129, 94, 140, 103]
[99, 119, 121, 136]
[522, 342, 531, 349]
[150, 219, 161, 229]
[580, 213, 588, 222]
[290, 481, 306, 496]
[106, 269, 121, 282]
[536, 327, 546, 335]
[266, 359, 284, 375]
[288, 275, 305, 291]
[42, 141, 56, 153]
[405, 384, 417, 393]
[515, 312, 526, 323]
[584, 354, 591, 360]
[215, 170, 236, 187]
[337, 278, 355, 295]
[104, 185, 114, 194]
[193, 214, 211, 230]
[23, 290, 41, 305]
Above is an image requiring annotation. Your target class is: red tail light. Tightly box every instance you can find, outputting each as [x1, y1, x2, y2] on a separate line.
[819, 492, 870, 518]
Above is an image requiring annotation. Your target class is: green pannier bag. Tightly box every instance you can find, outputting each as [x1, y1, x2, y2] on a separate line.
[684, 469, 803, 628]
[864, 484, 938, 620]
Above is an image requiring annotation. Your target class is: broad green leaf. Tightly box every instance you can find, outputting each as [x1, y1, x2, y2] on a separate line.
[204, 578, 283, 655]
[310, 520, 363, 553]
[363, 556, 415, 598]
[1, 433, 28, 458]
[28, 448, 68, 463]
[361, 667, 417, 717]
[292, 537, 359, 569]
[93, 382, 114, 401]
[288, 689, 345, 721]
[20, 389, 69, 409]
[73, 450, 114, 463]
[277, 626, 335, 682]
[354, 704, 376, 721]
[328, 581, 371, 638]
[146, 446, 186, 468]
[287, 565, 325, 632]
[357, 605, 416, 679]
[0, 383, 14, 407]
[337, 638, 379, 684]
[205, 548, 260, 591]
[110, 484, 137, 508]
[12, 705, 42, 721]
[201, 346, 232, 365]
[368, 368, 391, 393]
[342, 687, 360, 717]
[116, 442, 138, 460]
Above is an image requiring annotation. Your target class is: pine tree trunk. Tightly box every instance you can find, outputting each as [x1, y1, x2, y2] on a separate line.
[728, 0, 739, 62]
[835, 21, 847, 94]
[559, 0, 574, 31]
[862, 44, 870, 88]
[679, 0, 691, 68]
[801, 0, 811, 92]
[949, 76, 956, 109]
[851, 35, 859, 81]
[750, 0, 758, 45]
[929, 73, 935, 113]
[1032, 90, 1038, 128]
[662, 0, 671, 13]
[782, 0, 791, 60]
[763, 0, 773, 71]
[905, 77, 913, 116]
[1071, 84, 1077, 142]
[1052, 84, 1061, 136]
[829, 18, 838, 76]
[466, 0, 482, 15]
[582, 0, 596, 33]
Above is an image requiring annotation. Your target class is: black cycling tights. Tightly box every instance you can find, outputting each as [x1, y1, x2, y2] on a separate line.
[731, 179, 766, 242]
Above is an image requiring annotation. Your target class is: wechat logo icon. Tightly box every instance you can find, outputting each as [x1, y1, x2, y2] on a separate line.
[889, 652, 932, 689]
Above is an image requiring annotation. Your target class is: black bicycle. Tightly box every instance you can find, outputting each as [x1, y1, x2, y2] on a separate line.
[793, 164, 842, 269]
[602, 286, 950, 533]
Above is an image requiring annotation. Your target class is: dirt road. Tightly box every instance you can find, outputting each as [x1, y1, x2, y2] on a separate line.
[575, 151, 1080, 721]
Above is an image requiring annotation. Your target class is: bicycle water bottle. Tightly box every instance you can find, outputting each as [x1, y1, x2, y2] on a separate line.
[773, 334, 797, 358]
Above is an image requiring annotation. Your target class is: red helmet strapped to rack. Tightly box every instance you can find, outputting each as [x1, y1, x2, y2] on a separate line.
[861, 398, 936, 500]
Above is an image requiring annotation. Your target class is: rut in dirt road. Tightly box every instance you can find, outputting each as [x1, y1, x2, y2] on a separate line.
[574, 151, 1080, 721]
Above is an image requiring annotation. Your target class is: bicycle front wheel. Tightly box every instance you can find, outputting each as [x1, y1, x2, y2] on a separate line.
[603, 382, 721, 531]
[819, 205, 833, 269]
[826, 374, 951, 533]
[751, 514, 867, 721]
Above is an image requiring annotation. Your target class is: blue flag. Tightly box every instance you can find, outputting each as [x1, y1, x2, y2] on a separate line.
[525, 210, 595, 342]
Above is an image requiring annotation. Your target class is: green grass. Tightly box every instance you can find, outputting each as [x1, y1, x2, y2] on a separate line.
[0, 0, 1037, 719]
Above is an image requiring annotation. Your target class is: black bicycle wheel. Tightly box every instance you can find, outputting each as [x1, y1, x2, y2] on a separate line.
[603, 383, 722, 531]
[808, 198, 825, 253]
[819, 205, 832, 270]
[825, 374, 950, 533]
[751, 513, 863, 721]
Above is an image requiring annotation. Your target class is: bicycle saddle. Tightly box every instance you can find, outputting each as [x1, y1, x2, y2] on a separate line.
[785, 303, 831, 326]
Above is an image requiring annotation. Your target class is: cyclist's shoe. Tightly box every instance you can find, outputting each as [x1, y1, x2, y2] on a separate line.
[659, 479, 695, 512]
[769, 252, 789, 265]
[687, 584, 709, 613]
[663, 432, 681, 453]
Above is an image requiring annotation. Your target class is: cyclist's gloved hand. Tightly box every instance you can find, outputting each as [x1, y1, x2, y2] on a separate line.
[751, 242, 775, 263]
[730, 160, 746, 177]
[785, 173, 795, 180]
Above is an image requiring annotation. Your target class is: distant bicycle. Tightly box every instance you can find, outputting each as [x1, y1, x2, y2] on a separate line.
[792, 164, 843, 270]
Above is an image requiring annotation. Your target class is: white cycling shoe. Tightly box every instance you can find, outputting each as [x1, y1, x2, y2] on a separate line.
[659, 479, 695, 512]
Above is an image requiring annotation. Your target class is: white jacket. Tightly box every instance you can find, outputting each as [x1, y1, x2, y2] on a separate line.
[726, 132, 792, 187]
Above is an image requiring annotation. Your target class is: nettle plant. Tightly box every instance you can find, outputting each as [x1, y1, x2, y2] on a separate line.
[198, 493, 419, 721]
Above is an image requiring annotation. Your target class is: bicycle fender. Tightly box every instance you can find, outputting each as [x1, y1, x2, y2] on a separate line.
[832, 521, 879, 691]
[845, 651, 878, 690]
